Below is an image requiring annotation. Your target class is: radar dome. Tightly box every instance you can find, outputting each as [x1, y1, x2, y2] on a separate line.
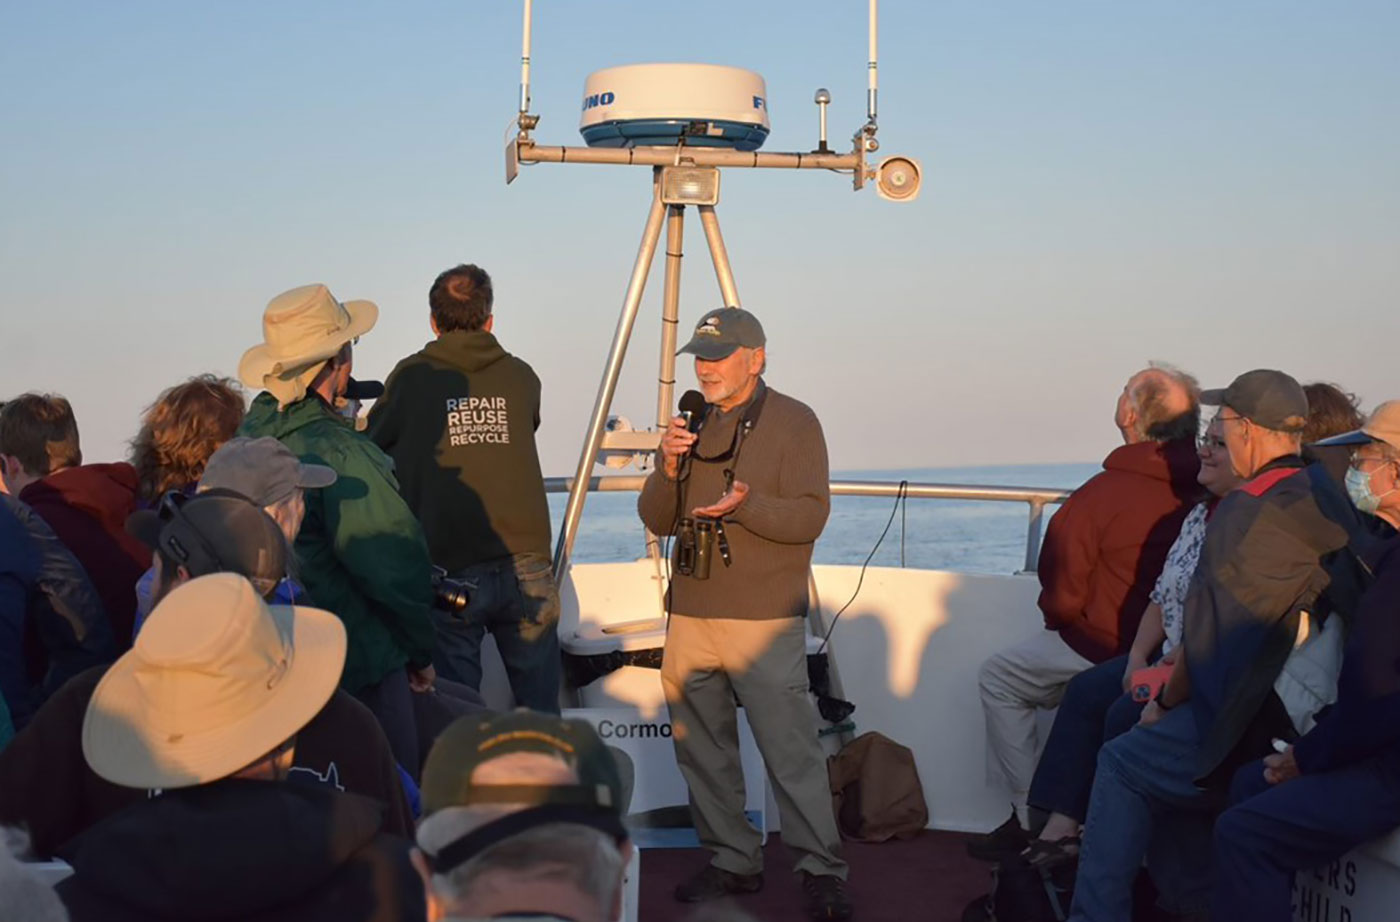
[579, 64, 770, 151]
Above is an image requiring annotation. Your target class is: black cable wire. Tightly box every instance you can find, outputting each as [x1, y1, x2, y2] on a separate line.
[817, 480, 908, 654]
[900, 485, 908, 568]
[661, 454, 689, 620]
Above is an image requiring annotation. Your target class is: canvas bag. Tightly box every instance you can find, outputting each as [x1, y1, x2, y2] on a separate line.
[827, 731, 928, 842]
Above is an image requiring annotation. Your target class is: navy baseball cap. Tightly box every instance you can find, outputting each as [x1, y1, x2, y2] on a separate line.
[418, 709, 627, 873]
[677, 308, 766, 361]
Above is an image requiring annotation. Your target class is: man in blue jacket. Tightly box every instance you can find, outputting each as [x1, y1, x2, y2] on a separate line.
[0, 501, 37, 733]
[1211, 400, 1400, 920]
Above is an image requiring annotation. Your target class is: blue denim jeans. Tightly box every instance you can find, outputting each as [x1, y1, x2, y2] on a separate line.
[1029, 655, 1147, 822]
[1068, 706, 1217, 921]
[434, 552, 561, 713]
[1212, 754, 1400, 921]
[354, 668, 483, 780]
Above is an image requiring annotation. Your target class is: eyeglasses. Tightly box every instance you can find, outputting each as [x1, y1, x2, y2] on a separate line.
[1197, 434, 1227, 451]
[1350, 454, 1395, 473]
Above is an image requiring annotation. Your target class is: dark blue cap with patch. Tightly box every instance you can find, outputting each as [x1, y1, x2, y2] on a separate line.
[677, 307, 766, 361]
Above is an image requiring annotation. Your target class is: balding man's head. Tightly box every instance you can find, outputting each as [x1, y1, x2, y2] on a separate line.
[1114, 364, 1201, 445]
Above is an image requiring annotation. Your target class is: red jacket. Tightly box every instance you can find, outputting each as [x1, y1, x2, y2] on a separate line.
[19, 464, 147, 649]
[1038, 438, 1202, 663]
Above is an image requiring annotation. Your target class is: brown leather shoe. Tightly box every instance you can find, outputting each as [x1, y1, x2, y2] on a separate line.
[673, 864, 764, 903]
[801, 871, 854, 921]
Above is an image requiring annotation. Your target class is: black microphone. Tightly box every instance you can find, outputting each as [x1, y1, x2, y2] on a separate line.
[678, 390, 708, 434]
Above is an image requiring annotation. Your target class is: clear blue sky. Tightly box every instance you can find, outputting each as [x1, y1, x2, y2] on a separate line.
[2, 1, 1396, 474]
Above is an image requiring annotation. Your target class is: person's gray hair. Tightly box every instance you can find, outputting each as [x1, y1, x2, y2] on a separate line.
[0, 829, 69, 922]
[1132, 362, 1201, 442]
[417, 811, 624, 916]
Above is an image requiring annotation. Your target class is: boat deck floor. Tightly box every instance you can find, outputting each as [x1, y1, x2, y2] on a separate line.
[638, 830, 989, 921]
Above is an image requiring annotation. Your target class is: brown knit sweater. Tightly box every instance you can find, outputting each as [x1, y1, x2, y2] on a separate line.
[638, 381, 829, 620]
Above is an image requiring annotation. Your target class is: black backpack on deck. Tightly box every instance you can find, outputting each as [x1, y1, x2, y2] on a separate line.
[962, 852, 1075, 922]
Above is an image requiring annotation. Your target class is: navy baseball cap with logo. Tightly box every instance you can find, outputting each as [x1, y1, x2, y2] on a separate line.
[1201, 369, 1309, 433]
[418, 709, 627, 873]
[677, 307, 766, 361]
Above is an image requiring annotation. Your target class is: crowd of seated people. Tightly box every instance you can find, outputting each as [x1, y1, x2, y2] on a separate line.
[3, 281, 1400, 922]
[0, 276, 598, 921]
[969, 369, 1400, 922]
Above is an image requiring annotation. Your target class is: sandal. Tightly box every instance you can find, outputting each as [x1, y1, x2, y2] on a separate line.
[1021, 835, 1081, 869]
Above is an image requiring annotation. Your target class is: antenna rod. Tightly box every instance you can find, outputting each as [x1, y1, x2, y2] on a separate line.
[866, 0, 878, 125]
[519, 0, 534, 119]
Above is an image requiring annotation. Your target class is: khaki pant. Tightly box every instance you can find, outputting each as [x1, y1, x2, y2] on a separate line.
[661, 614, 847, 878]
[977, 629, 1094, 825]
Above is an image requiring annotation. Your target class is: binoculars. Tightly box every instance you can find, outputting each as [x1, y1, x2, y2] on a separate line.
[676, 517, 715, 580]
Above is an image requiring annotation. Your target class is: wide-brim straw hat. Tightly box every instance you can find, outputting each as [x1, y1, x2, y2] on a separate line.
[238, 283, 378, 390]
[83, 573, 346, 790]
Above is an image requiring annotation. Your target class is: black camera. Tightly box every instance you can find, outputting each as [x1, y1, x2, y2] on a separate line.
[430, 565, 471, 613]
[675, 517, 715, 580]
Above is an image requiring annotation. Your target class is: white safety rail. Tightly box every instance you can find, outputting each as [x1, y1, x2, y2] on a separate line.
[544, 475, 1072, 573]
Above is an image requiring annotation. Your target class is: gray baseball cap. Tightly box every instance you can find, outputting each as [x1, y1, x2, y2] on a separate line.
[1201, 369, 1309, 433]
[200, 437, 337, 506]
[677, 307, 766, 361]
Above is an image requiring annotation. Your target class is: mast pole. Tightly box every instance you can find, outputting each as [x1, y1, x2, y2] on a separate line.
[554, 171, 668, 581]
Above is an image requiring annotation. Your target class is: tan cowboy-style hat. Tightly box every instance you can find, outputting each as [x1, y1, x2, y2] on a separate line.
[82, 573, 346, 790]
[238, 284, 378, 394]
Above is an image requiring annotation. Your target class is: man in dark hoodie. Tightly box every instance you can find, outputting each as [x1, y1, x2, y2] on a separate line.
[368, 264, 560, 714]
[972, 365, 1202, 856]
[1212, 400, 1400, 920]
[55, 572, 425, 922]
[1066, 370, 1356, 922]
[0, 393, 147, 648]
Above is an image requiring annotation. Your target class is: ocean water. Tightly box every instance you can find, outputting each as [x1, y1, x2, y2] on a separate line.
[548, 462, 1099, 575]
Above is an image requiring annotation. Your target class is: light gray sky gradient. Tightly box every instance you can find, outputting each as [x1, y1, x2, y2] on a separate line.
[2, 1, 1396, 474]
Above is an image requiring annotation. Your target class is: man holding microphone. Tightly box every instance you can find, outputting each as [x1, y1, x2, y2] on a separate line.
[637, 307, 852, 921]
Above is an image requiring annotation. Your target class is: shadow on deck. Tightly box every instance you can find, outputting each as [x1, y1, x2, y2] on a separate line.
[639, 830, 988, 921]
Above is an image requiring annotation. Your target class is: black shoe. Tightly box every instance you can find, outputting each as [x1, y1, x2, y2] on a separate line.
[965, 811, 1030, 863]
[800, 871, 853, 921]
[674, 864, 764, 903]
[960, 894, 992, 922]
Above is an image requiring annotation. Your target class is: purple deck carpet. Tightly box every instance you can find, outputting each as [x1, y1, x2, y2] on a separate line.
[638, 830, 991, 921]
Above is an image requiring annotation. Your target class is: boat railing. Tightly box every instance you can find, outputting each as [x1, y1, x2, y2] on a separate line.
[543, 476, 1073, 572]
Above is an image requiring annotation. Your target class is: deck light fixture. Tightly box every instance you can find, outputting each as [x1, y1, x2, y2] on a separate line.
[660, 166, 721, 206]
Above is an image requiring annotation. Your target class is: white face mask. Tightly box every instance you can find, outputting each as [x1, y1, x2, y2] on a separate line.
[1346, 463, 1396, 515]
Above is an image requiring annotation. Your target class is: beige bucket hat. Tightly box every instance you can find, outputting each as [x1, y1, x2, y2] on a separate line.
[238, 284, 378, 405]
[82, 573, 346, 790]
